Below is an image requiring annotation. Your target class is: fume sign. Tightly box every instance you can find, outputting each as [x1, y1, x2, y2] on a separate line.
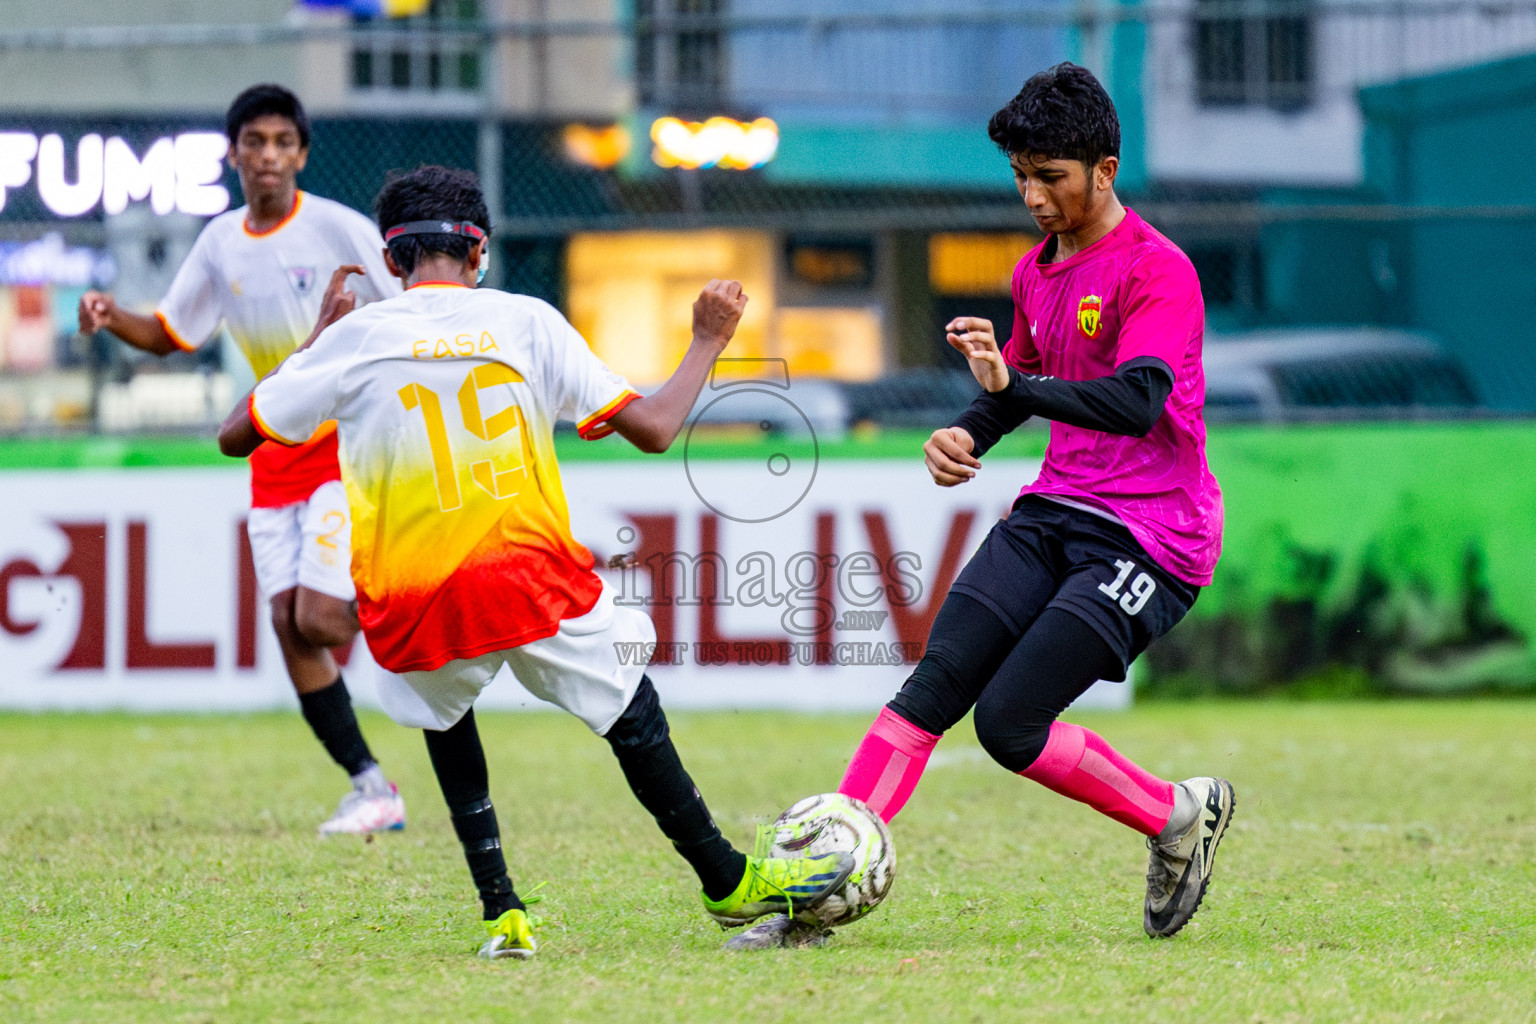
[0, 131, 230, 217]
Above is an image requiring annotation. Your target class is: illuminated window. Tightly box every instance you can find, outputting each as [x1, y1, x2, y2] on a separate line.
[566, 230, 884, 385]
[785, 237, 874, 289]
[928, 233, 1039, 297]
[568, 230, 775, 386]
[775, 307, 882, 382]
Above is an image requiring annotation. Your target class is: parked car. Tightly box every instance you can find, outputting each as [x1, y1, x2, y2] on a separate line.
[593, 327, 1480, 439]
[686, 375, 849, 440]
[1202, 328, 1479, 422]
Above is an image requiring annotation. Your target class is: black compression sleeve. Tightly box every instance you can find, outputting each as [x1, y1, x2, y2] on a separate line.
[949, 382, 1033, 458]
[949, 356, 1174, 456]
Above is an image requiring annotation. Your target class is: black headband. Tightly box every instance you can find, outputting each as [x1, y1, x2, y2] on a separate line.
[383, 219, 487, 242]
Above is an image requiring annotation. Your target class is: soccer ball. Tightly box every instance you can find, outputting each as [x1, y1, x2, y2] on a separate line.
[767, 792, 895, 928]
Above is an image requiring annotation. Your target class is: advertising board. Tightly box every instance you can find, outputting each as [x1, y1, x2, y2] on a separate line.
[0, 454, 1134, 712]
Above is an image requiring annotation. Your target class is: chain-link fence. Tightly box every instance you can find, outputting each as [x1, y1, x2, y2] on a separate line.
[1, 1, 1534, 434]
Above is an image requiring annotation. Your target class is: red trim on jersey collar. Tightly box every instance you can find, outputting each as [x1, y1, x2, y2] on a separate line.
[243, 191, 304, 238]
[407, 280, 470, 290]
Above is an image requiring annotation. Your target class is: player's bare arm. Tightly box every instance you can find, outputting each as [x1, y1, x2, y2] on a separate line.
[77, 291, 179, 356]
[608, 279, 747, 453]
[219, 387, 280, 459]
[218, 264, 362, 458]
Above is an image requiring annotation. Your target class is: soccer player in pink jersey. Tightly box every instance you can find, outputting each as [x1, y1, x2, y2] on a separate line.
[78, 86, 405, 836]
[839, 63, 1235, 939]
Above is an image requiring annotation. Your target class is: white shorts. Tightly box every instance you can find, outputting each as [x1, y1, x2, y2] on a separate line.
[244, 479, 356, 602]
[375, 581, 655, 736]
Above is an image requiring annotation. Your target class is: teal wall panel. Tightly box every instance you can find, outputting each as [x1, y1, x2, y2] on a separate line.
[1260, 53, 1536, 409]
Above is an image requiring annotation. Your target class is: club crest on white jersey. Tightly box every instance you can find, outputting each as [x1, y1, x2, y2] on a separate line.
[287, 266, 317, 296]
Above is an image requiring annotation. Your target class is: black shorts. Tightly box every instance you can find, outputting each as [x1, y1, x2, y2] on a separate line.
[947, 494, 1199, 680]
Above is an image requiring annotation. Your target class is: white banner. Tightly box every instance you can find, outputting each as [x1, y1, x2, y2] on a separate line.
[0, 455, 1131, 712]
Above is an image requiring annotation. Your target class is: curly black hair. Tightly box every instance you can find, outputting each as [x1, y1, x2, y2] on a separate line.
[226, 84, 311, 149]
[987, 63, 1120, 168]
[374, 165, 493, 275]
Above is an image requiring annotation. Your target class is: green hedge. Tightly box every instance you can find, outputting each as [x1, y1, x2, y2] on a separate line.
[1148, 422, 1536, 698]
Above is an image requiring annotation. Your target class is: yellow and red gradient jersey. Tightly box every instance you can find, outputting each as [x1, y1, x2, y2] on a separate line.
[156, 191, 402, 507]
[249, 281, 641, 673]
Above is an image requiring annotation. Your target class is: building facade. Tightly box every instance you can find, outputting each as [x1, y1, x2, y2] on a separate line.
[3, 0, 1534, 430]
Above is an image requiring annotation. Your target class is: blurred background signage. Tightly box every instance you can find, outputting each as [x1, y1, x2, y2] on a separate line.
[298, 0, 433, 17]
[650, 116, 778, 170]
[0, 130, 230, 218]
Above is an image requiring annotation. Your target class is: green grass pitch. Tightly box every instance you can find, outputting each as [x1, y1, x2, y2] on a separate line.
[3, 702, 1535, 1023]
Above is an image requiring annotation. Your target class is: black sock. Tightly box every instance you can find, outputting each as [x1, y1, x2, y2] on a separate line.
[423, 710, 523, 920]
[298, 675, 377, 777]
[605, 677, 747, 902]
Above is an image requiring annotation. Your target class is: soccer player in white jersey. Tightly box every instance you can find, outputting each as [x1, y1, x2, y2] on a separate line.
[78, 85, 406, 835]
[215, 165, 854, 959]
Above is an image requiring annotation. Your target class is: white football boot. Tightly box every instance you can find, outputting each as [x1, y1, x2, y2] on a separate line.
[1143, 776, 1235, 937]
[318, 781, 406, 836]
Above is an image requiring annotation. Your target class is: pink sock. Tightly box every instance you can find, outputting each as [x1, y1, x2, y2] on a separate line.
[1020, 721, 1175, 836]
[838, 707, 940, 822]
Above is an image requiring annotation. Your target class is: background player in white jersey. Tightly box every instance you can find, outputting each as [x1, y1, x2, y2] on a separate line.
[216, 166, 854, 959]
[77, 85, 406, 836]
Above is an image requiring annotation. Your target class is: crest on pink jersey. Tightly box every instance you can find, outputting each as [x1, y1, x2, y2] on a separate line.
[1077, 295, 1103, 339]
[286, 266, 317, 296]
